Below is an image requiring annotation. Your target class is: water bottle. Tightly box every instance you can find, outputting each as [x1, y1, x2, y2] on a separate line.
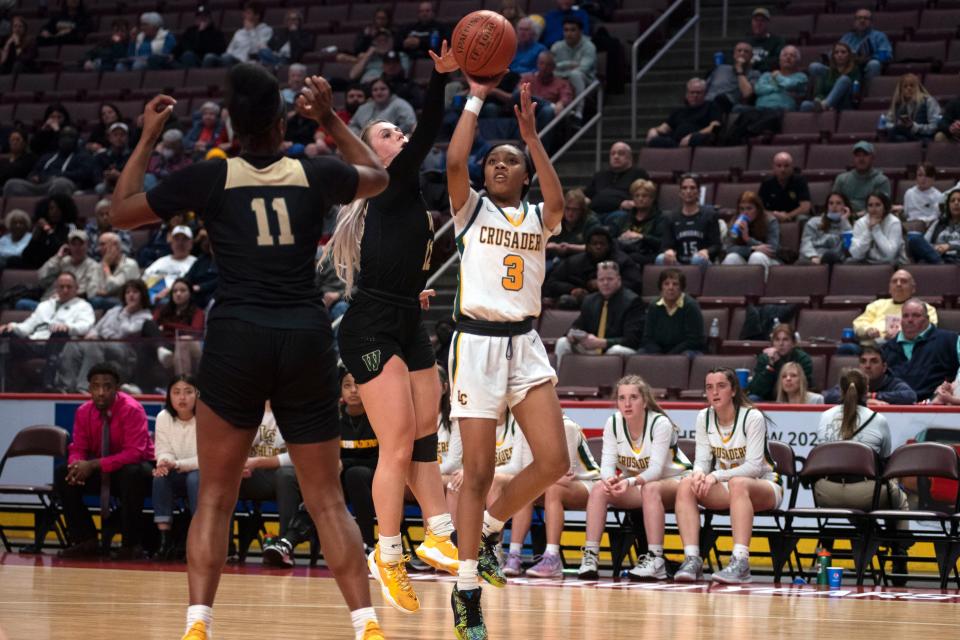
[713, 51, 725, 67]
[816, 547, 832, 586]
[430, 29, 440, 51]
[709, 318, 720, 339]
[730, 214, 748, 238]
[851, 80, 860, 98]
[321, 45, 338, 56]
[878, 113, 888, 130]
[772, 317, 780, 330]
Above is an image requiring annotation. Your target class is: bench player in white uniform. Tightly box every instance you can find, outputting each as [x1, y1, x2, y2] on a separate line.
[437, 368, 464, 524]
[577, 376, 691, 581]
[445, 78, 569, 639]
[674, 368, 783, 584]
[504, 414, 600, 578]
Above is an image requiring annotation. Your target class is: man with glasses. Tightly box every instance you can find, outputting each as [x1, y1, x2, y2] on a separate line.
[838, 9, 892, 82]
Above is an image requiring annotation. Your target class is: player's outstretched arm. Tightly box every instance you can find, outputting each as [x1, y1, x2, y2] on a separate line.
[296, 75, 388, 200]
[110, 94, 176, 230]
[515, 82, 563, 230]
[447, 74, 502, 213]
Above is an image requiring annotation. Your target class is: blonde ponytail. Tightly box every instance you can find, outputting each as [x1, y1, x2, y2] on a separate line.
[321, 198, 368, 297]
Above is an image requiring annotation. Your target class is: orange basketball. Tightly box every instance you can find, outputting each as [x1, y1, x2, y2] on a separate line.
[451, 10, 518, 80]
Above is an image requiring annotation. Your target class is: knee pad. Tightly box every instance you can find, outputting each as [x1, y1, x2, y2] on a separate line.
[411, 433, 439, 462]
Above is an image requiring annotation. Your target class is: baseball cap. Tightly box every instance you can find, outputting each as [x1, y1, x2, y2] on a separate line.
[752, 7, 771, 19]
[172, 225, 194, 239]
[853, 140, 875, 154]
[67, 229, 87, 242]
[108, 122, 129, 133]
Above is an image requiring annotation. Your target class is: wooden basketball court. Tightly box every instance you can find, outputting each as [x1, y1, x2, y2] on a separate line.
[3, 557, 960, 639]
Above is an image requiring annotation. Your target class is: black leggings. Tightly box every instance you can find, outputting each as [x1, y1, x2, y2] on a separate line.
[341, 462, 377, 547]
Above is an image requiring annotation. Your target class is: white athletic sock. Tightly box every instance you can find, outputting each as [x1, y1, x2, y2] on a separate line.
[732, 544, 750, 560]
[458, 558, 480, 590]
[684, 545, 700, 558]
[584, 541, 600, 554]
[378, 534, 403, 563]
[186, 605, 213, 637]
[509, 542, 523, 554]
[481, 511, 505, 537]
[426, 513, 455, 538]
[545, 544, 560, 556]
[351, 607, 377, 638]
[648, 545, 664, 557]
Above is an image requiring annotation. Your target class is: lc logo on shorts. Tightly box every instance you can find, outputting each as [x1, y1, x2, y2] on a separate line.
[458, 391, 468, 406]
[361, 349, 382, 372]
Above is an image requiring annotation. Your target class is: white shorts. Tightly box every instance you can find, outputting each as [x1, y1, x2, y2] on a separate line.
[449, 329, 558, 420]
[718, 478, 785, 509]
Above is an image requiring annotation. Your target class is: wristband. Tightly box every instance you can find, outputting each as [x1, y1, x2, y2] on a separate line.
[464, 95, 484, 116]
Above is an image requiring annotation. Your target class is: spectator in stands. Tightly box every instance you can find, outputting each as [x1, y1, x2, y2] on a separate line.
[259, 9, 310, 66]
[823, 345, 916, 405]
[144, 129, 192, 191]
[832, 141, 892, 214]
[381, 50, 424, 110]
[90, 233, 140, 310]
[316, 252, 349, 327]
[803, 41, 861, 113]
[550, 17, 595, 113]
[184, 229, 217, 309]
[752, 45, 807, 112]
[152, 375, 200, 561]
[0, 129, 36, 188]
[95, 123, 132, 195]
[0, 209, 30, 262]
[86, 103, 125, 154]
[646, 78, 722, 148]
[208, 2, 273, 67]
[184, 102, 226, 159]
[839, 8, 892, 83]
[722, 191, 780, 273]
[350, 30, 410, 85]
[759, 151, 811, 226]
[705, 41, 758, 110]
[521, 51, 573, 125]
[776, 361, 823, 404]
[0, 15, 36, 75]
[0, 272, 95, 391]
[908, 187, 960, 265]
[545, 226, 642, 307]
[336, 369, 379, 551]
[55, 279, 152, 393]
[903, 162, 943, 227]
[931, 372, 960, 405]
[882, 74, 941, 143]
[673, 367, 782, 584]
[747, 8, 784, 73]
[935, 94, 960, 143]
[641, 268, 705, 357]
[152, 277, 204, 376]
[14, 194, 77, 270]
[849, 269, 937, 349]
[119, 12, 176, 71]
[5, 127, 98, 197]
[175, 6, 227, 69]
[38, 0, 94, 47]
[30, 103, 72, 157]
[351, 6, 395, 56]
[547, 188, 599, 261]
[881, 298, 960, 401]
[348, 77, 417, 135]
[656, 174, 722, 266]
[542, 0, 590, 48]
[799, 192, 853, 265]
[583, 141, 649, 223]
[746, 323, 813, 401]
[144, 226, 197, 302]
[848, 192, 905, 265]
[53, 363, 153, 558]
[82, 18, 130, 72]
[85, 200, 132, 260]
[400, 2, 448, 60]
[554, 261, 644, 364]
[510, 17, 546, 75]
[19, 229, 99, 312]
[614, 179, 666, 267]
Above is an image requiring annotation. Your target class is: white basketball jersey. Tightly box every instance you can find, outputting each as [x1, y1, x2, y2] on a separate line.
[603, 410, 690, 479]
[452, 188, 559, 322]
[699, 406, 778, 482]
[563, 416, 601, 482]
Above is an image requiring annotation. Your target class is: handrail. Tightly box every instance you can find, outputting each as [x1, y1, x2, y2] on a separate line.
[630, 0, 701, 140]
[532, 80, 604, 185]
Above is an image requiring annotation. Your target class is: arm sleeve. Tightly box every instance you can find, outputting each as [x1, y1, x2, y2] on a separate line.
[877, 378, 917, 405]
[301, 156, 361, 209]
[870, 217, 903, 262]
[853, 301, 879, 337]
[389, 70, 448, 183]
[763, 216, 780, 251]
[693, 410, 714, 475]
[153, 411, 175, 463]
[874, 33, 893, 62]
[746, 354, 776, 400]
[799, 220, 817, 259]
[668, 301, 705, 354]
[145, 160, 224, 222]
[600, 416, 618, 480]
[822, 385, 841, 405]
[37, 255, 60, 289]
[610, 296, 644, 350]
[711, 410, 768, 481]
[848, 218, 871, 261]
[99, 403, 151, 473]
[637, 416, 675, 483]
[68, 302, 95, 337]
[67, 409, 90, 466]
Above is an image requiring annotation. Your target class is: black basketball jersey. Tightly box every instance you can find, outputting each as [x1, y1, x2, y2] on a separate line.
[146, 153, 359, 329]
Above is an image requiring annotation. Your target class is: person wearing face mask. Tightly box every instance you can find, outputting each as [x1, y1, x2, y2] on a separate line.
[348, 77, 417, 136]
[799, 192, 853, 265]
[882, 74, 941, 143]
[3, 126, 99, 197]
[145, 129, 193, 191]
[745, 323, 814, 402]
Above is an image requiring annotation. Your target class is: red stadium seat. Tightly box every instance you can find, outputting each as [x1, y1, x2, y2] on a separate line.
[556, 354, 624, 398]
[743, 144, 807, 181]
[640, 265, 703, 298]
[680, 354, 756, 399]
[823, 264, 893, 308]
[773, 112, 833, 145]
[636, 147, 691, 181]
[0, 269, 39, 293]
[807, 181, 835, 210]
[714, 182, 759, 215]
[806, 144, 852, 179]
[888, 40, 947, 74]
[623, 354, 690, 398]
[914, 9, 960, 41]
[796, 308, 861, 342]
[925, 144, 960, 176]
[937, 309, 960, 333]
[871, 141, 923, 179]
[826, 354, 860, 389]
[768, 15, 815, 41]
[537, 309, 579, 350]
[657, 182, 715, 213]
[831, 110, 884, 144]
[700, 307, 729, 343]
[91, 71, 143, 100]
[700, 265, 765, 307]
[923, 74, 960, 100]
[905, 264, 960, 307]
[809, 354, 828, 390]
[760, 264, 829, 306]
[690, 146, 748, 181]
[779, 221, 801, 254]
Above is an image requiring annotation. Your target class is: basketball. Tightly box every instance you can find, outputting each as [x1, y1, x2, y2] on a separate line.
[451, 10, 517, 79]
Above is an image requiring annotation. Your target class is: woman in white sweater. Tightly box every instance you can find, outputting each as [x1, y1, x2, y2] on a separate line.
[152, 374, 200, 560]
[847, 192, 906, 265]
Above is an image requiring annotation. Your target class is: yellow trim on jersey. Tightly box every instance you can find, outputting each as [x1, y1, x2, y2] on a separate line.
[623, 412, 651, 455]
[451, 332, 463, 384]
[493, 200, 528, 228]
[224, 156, 309, 189]
[341, 439, 379, 449]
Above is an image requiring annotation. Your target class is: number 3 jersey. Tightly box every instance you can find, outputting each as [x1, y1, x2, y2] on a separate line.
[451, 188, 559, 322]
[146, 154, 359, 329]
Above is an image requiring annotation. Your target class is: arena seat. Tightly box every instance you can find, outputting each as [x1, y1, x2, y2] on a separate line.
[826, 354, 859, 389]
[768, 15, 815, 40]
[907, 264, 960, 308]
[871, 142, 922, 179]
[796, 308, 861, 343]
[657, 182, 716, 213]
[690, 146, 748, 181]
[925, 144, 960, 176]
[743, 144, 807, 181]
[636, 147, 691, 181]
[714, 182, 759, 215]
[537, 309, 579, 349]
[922, 74, 960, 100]
[889, 40, 947, 74]
[935, 309, 960, 333]
[772, 112, 832, 145]
[701, 306, 729, 343]
[3, 196, 43, 216]
[823, 265, 893, 308]
[831, 110, 884, 144]
[699, 265, 765, 307]
[808, 354, 827, 391]
[807, 180, 834, 210]
[623, 355, 689, 398]
[760, 264, 829, 306]
[914, 9, 960, 41]
[556, 354, 623, 398]
[680, 354, 756, 399]
[805, 144, 851, 180]
[91, 71, 143, 100]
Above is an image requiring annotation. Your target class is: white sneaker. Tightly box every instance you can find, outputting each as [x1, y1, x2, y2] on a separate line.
[628, 552, 668, 581]
[577, 547, 599, 579]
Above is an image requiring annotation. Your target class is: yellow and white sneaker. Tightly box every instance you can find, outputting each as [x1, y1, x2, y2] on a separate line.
[368, 545, 420, 614]
[415, 530, 459, 575]
[357, 620, 386, 640]
[181, 622, 207, 640]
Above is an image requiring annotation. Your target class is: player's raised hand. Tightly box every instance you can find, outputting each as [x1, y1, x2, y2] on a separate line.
[464, 71, 506, 100]
[296, 76, 335, 124]
[514, 82, 538, 142]
[429, 39, 459, 73]
[142, 94, 176, 143]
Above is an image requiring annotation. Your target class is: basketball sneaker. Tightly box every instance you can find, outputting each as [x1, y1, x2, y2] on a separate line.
[501, 551, 523, 577]
[451, 586, 487, 640]
[415, 530, 459, 575]
[526, 553, 563, 578]
[577, 548, 599, 580]
[262, 538, 294, 568]
[477, 533, 506, 587]
[368, 546, 420, 613]
[357, 620, 386, 640]
[711, 556, 752, 584]
[628, 553, 668, 581]
[673, 555, 704, 582]
[181, 621, 207, 640]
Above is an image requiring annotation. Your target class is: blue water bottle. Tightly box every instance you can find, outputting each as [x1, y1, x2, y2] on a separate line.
[878, 113, 888, 130]
[714, 51, 724, 67]
[430, 29, 440, 51]
[730, 214, 748, 238]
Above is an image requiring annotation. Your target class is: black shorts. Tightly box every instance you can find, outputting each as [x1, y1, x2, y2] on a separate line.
[198, 318, 340, 444]
[338, 292, 436, 384]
